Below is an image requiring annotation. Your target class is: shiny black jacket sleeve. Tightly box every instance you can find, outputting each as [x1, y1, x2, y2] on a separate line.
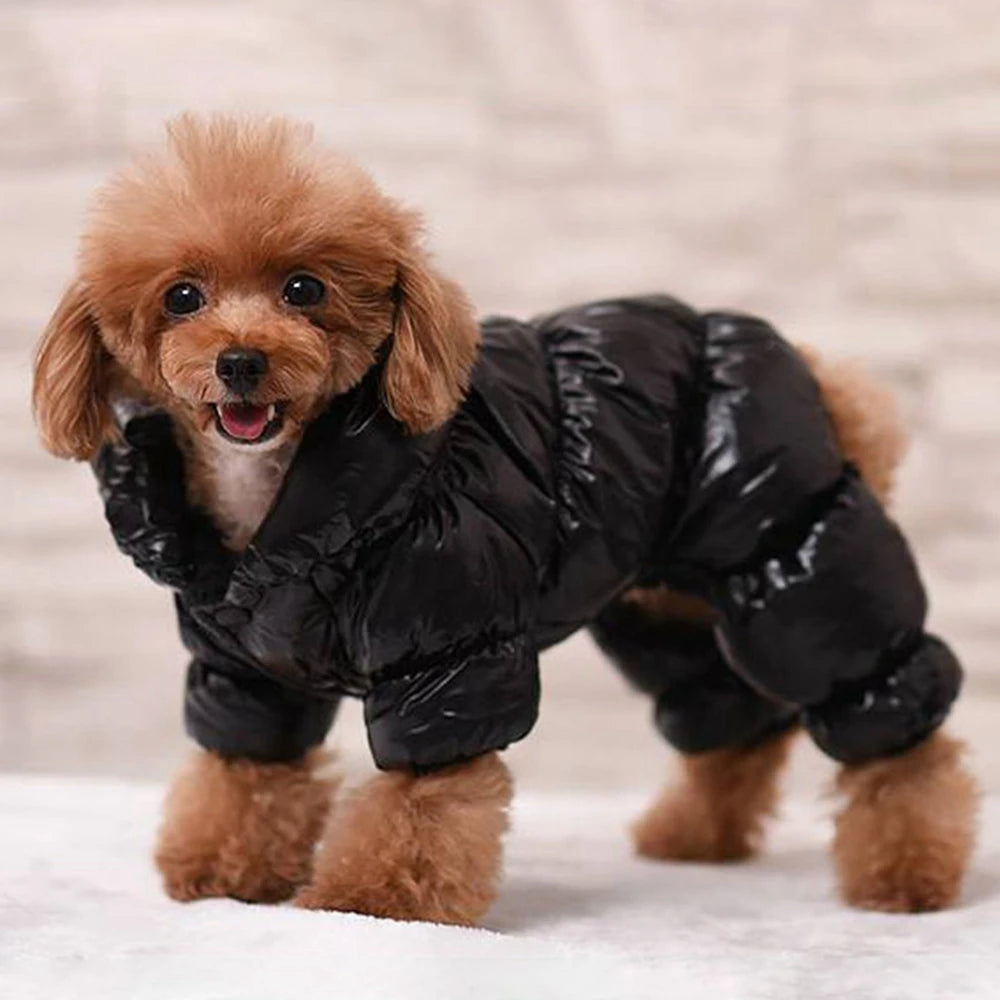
[177, 600, 338, 763]
[219, 514, 543, 771]
[663, 313, 961, 763]
[94, 413, 338, 763]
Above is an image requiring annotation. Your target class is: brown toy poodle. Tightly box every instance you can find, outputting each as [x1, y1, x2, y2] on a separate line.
[32, 116, 977, 924]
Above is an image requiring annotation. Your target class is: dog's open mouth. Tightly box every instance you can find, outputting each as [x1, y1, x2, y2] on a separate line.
[212, 401, 285, 444]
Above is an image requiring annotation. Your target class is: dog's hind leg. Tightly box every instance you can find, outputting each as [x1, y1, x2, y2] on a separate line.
[601, 345, 905, 865]
[832, 730, 977, 911]
[633, 725, 797, 862]
[591, 587, 799, 862]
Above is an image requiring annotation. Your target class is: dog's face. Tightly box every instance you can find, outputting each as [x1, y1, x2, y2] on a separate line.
[33, 115, 478, 459]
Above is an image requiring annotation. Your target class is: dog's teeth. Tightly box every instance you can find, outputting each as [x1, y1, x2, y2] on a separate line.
[267, 404, 276, 422]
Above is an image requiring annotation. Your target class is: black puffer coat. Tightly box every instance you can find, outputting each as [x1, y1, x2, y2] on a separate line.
[94, 296, 961, 771]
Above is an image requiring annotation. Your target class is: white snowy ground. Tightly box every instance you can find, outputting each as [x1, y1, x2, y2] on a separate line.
[1, 776, 998, 1000]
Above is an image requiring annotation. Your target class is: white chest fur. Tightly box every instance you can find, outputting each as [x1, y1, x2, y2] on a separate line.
[203, 442, 297, 552]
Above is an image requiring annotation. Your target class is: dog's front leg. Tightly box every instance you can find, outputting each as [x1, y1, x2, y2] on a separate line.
[295, 752, 512, 925]
[155, 749, 335, 903]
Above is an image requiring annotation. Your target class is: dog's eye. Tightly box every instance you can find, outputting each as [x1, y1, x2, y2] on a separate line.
[164, 282, 205, 317]
[282, 274, 326, 308]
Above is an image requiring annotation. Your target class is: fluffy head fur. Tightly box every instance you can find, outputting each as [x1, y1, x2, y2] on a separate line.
[32, 114, 479, 468]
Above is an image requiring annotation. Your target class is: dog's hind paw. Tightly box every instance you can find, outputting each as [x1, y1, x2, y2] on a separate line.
[833, 732, 978, 913]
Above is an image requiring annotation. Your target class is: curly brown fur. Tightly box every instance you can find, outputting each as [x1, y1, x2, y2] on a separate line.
[295, 752, 512, 925]
[833, 731, 978, 912]
[799, 344, 907, 506]
[32, 281, 118, 459]
[633, 727, 797, 862]
[156, 749, 336, 903]
[32, 115, 479, 547]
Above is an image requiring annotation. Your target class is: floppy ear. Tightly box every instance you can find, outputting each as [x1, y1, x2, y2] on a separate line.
[32, 280, 114, 460]
[382, 250, 480, 434]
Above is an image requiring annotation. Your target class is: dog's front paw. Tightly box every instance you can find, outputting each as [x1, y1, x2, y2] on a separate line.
[157, 834, 300, 904]
[158, 849, 270, 904]
[294, 867, 472, 924]
[294, 754, 511, 925]
[156, 750, 335, 904]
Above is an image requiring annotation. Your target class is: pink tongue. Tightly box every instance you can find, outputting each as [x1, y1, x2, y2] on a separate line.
[219, 403, 269, 441]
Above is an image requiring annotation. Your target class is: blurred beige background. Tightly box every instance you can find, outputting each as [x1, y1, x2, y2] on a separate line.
[2, 0, 999, 796]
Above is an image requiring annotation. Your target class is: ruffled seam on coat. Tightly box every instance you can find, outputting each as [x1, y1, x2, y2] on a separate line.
[228, 421, 459, 604]
[541, 322, 625, 537]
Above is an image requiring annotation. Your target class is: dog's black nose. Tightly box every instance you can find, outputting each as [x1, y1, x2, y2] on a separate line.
[215, 348, 268, 395]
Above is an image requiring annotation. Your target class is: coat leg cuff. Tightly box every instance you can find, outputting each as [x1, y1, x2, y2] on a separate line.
[804, 632, 962, 764]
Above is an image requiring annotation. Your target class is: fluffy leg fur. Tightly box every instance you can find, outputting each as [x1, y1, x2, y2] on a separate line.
[633, 727, 797, 862]
[156, 749, 336, 903]
[295, 752, 512, 925]
[833, 731, 978, 912]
